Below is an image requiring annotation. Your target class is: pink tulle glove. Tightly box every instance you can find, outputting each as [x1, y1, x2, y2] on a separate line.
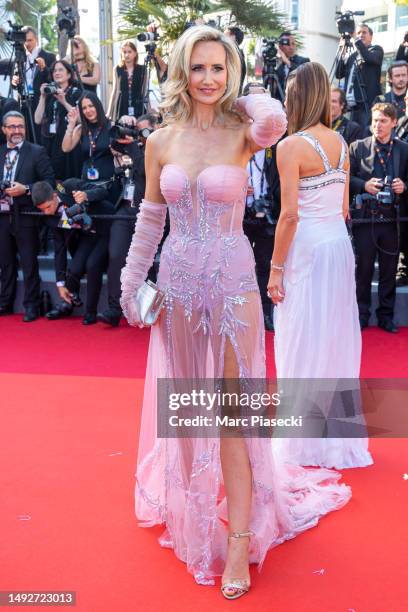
[235, 93, 287, 148]
[120, 199, 167, 326]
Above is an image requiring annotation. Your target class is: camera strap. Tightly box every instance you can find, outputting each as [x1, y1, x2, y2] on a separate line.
[5, 148, 20, 182]
[374, 139, 394, 177]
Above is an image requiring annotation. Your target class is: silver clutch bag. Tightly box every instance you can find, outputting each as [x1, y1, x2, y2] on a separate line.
[134, 279, 166, 326]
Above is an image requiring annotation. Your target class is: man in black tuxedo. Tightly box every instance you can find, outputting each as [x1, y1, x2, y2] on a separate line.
[349, 103, 408, 333]
[336, 23, 384, 127]
[373, 61, 408, 120]
[275, 32, 309, 103]
[0, 111, 55, 321]
[32, 179, 114, 325]
[331, 87, 363, 145]
[11, 26, 56, 142]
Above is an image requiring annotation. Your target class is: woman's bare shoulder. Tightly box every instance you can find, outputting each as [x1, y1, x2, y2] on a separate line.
[147, 125, 173, 146]
[277, 134, 304, 154]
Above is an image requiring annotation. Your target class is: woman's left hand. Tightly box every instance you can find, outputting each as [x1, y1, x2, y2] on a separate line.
[54, 89, 66, 104]
[267, 269, 285, 304]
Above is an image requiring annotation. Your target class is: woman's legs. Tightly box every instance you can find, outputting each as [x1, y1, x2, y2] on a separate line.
[220, 338, 252, 587]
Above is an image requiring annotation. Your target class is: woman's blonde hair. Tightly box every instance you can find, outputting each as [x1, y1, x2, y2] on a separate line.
[286, 62, 331, 135]
[72, 36, 96, 75]
[119, 41, 138, 68]
[159, 25, 242, 124]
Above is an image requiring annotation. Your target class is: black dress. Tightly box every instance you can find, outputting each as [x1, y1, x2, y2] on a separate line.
[40, 85, 82, 180]
[80, 121, 114, 182]
[115, 65, 145, 118]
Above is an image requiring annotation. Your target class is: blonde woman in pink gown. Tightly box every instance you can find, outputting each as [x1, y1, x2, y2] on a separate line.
[121, 27, 351, 600]
[269, 62, 373, 470]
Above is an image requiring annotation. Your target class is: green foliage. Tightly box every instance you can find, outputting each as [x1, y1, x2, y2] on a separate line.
[1, 0, 57, 52]
[119, 0, 287, 46]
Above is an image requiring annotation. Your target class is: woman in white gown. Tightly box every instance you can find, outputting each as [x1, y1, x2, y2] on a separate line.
[268, 62, 373, 470]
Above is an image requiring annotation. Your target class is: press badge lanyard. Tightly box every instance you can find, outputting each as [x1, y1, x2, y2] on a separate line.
[332, 117, 344, 132]
[374, 138, 394, 178]
[87, 127, 102, 180]
[5, 148, 20, 182]
[49, 100, 58, 134]
[127, 70, 134, 116]
[0, 148, 20, 211]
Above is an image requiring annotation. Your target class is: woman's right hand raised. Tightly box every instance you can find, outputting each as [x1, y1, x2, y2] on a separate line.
[67, 106, 80, 128]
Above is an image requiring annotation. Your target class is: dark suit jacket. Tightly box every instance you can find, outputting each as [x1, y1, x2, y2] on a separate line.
[395, 44, 408, 62]
[42, 211, 79, 283]
[276, 54, 309, 101]
[335, 40, 384, 106]
[31, 49, 56, 109]
[11, 48, 56, 111]
[333, 116, 363, 146]
[0, 140, 55, 226]
[349, 136, 408, 213]
[373, 91, 406, 120]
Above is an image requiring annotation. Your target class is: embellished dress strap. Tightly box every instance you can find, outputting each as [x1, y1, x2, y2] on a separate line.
[295, 131, 332, 173]
[334, 132, 348, 171]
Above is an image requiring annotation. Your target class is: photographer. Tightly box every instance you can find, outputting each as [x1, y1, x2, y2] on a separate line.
[34, 60, 82, 180]
[0, 111, 54, 322]
[331, 87, 363, 145]
[11, 26, 56, 124]
[224, 27, 246, 92]
[242, 82, 282, 331]
[65, 36, 101, 94]
[395, 32, 408, 63]
[32, 179, 114, 325]
[97, 113, 158, 326]
[335, 23, 384, 127]
[275, 32, 309, 102]
[350, 103, 408, 333]
[62, 92, 114, 182]
[374, 61, 408, 120]
[107, 41, 145, 122]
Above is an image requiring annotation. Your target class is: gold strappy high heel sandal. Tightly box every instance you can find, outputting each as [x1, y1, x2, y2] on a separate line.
[221, 530, 253, 600]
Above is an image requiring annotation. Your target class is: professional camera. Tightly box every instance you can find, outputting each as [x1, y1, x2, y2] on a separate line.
[114, 158, 134, 180]
[262, 38, 278, 63]
[0, 179, 11, 197]
[352, 176, 396, 219]
[335, 10, 365, 38]
[377, 175, 395, 206]
[109, 123, 139, 140]
[253, 196, 275, 226]
[137, 31, 159, 43]
[6, 22, 26, 45]
[65, 202, 92, 231]
[56, 183, 92, 231]
[57, 6, 77, 38]
[43, 82, 59, 95]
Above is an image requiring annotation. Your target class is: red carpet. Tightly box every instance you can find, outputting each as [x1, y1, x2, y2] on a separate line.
[0, 316, 407, 611]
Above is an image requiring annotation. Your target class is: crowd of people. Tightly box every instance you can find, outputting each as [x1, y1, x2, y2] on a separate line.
[0, 22, 407, 332]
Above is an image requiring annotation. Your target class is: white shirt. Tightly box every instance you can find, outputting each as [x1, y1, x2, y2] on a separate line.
[25, 46, 40, 90]
[246, 149, 267, 206]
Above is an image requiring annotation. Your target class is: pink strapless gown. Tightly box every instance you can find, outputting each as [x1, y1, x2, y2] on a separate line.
[135, 163, 351, 585]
